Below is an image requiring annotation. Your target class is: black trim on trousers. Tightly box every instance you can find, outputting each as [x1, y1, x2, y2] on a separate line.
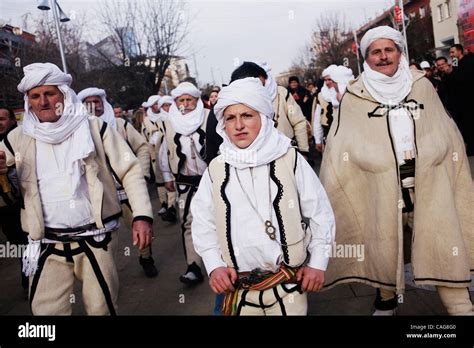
[79, 239, 117, 316]
[179, 185, 197, 263]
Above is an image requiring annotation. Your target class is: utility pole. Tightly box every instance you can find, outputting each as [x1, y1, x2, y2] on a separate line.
[398, 0, 409, 61]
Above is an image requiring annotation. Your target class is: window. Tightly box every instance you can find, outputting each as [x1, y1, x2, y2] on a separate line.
[445, 0, 451, 18]
[438, 4, 444, 21]
[419, 6, 425, 18]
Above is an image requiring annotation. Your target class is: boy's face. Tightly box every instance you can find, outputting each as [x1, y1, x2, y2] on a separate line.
[223, 103, 261, 149]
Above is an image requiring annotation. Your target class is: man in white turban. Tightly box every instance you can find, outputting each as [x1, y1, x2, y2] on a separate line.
[78, 87, 158, 278]
[159, 82, 210, 285]
[141, 94, 176, 221]
[320, 26, 473, 315]
[191, 77, 335, 315]
[0, 63, 153, 315]
[318, 64, 354, 149]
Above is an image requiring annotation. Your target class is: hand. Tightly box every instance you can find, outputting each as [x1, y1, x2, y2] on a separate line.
[0, 151, 7, 175]
[132, 220, 153, 250]
[316, 143, 325, 153]
[303, 95, 309, 103]
[209, 267, 238, 294]
[164, 181, 176, 192]
[296, 266, 325, 292]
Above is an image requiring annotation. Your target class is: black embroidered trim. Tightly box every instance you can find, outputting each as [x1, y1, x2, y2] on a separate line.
[196, 128, 207, 160]
[333, 91, 348, 137]
[180, 185, 196, 261]
[273, 286, 287, 315]
[174, 133, 186, 174]
[269, 161, 289, 264]
[221, 163, 238, 271]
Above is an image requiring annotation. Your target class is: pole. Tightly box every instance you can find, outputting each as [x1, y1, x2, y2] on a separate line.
[353, 30, 361, 76]
[51, 0, 68, 73]
[399, 0, 409, 62]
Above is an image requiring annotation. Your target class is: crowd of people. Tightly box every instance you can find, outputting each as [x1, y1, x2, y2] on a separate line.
[0, 25, 472, 316]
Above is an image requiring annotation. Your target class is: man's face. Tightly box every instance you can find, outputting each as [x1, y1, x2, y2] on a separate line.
[224, 103, 261, 149]
[83, 96, 104, 117]
[324, 77, 337, 89]
[114, 107, 122, 118]
[289, 81, 299, 89]
[151, 103, 160, 113]
[436, 59, 452, 74]
[27, 85, 64, 123]
[0, 109, 16, 136]
[449, 47, 462, 60]
[365, 39, 402, 77]
[161, 103, 171, 113]
[175, 94, 198, 115]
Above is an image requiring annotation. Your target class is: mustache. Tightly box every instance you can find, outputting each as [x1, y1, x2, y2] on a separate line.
[376, 61, 393, 66]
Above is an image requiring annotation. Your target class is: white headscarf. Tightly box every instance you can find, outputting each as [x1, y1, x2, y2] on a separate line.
[331, 66, 354, 96]
[168, 82, 205, 136]
[171, 82, 201, 99]
[360, 26, 414, 165]
[144, 95, 161, 122]
[78, 87, 116, 129]
[360, 25, 405, 58]
[157, 95, 174, 120]
[18, 63, 94, 149]
[320, 64, 339, 106]
[214, 77, 291, 169]
[252, 60, 278, 102]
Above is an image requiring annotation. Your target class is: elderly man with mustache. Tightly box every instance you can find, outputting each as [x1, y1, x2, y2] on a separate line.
[320, 26, 473, 315]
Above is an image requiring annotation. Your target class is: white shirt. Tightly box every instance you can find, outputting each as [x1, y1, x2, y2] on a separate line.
[36, 139, 95, 229]
[159, 132, 207, 182]
[313, 104, 324, 144]
[191, 152, 335, 275]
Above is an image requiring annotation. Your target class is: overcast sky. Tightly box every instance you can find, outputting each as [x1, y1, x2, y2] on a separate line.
[1, 0, 392, 86]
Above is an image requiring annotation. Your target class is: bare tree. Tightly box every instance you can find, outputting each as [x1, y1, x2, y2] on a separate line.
[98, 0, 191, 94]
[310, 12, 353, 73]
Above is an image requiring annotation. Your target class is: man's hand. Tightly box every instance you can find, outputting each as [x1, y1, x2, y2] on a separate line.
[316, 143, 325, 153]
[164, 181, 175, 192]
[296, 266, 325, 292]
[0, 151, 7, 175]
[209, 267, 238, 294]
[132, 220, 153, 250]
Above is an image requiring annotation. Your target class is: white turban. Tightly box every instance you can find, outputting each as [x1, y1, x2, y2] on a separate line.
[251, 60, 278, 101]
[157, 95, 174, 109]
[77, 87, 116, 129]
[170, 82, 201, 99]
[214, 77, 291, 169]
[360, 26, 405, 58]
[143, 95, 161, 108]
[18, 62, 72, 93]
[214, 77, 274, 122]
[331, 66, 354, 93]
[322, 64, 337, 78]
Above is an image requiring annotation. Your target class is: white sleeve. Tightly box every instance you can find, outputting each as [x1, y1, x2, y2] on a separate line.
[190, 169, 227, 275]
[158, 138, 174, 182]
[295, 152, 335, 271]
[312, 104, 324, 144]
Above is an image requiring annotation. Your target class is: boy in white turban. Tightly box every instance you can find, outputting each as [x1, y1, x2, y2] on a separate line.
[191, 77, 335, 315]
